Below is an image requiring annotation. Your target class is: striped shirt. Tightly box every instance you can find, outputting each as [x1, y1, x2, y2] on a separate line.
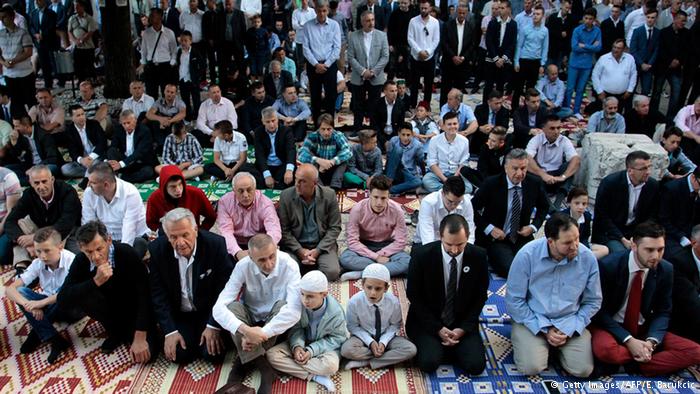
[162, 133, 204, 166]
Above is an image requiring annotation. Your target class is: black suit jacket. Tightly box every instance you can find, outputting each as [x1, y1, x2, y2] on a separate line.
[6, 127, 61, 167]
[254, 125, 296, 174]
[163, 7, 181, 36]
[0, 101, 22, 123]
[485, 18, 517, 60]
[148, 230, 234, 334]
[571, 0, 593, 22]
[593, 251, 672, 344]
[356, 4, 387, 31]
[29, 7, 59, 49]
[658, 176, 700, 244]
[546, 12, 576, 58]
[667, 248, 700, 339]
[600, 17, 625, 54]
[216, 9, 246, 52]
[263, 70, 294, 99]
[471, 173, 550, 246]
[512, 106, 548, 149]
[472, 103, 509, 154]
[592, 170, 660, 244]
[655, 25, 688, 75]
[406, 241, 489, 336]
[110, 124, 158, 167]
[65, 119, 107, 162]
[176, 46, 206, 84]
[372, 96, 404, 136]
[239, 95, 275, 134]
[441, 17, 477, 66]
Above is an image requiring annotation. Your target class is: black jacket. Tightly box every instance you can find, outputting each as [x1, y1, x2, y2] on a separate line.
[357, 4, 388, 31]
[571, 0, 593, 23]
[216, 8, 246, 53]
[163, 7, 181, 36]
[406, 241, 489, 336]
[110, 124, 158, 167]
[5, 179, 81, 241]
[441, 17, 477, 67]
[485, 17, 517, 61]
[667, 248, 700, 340]
[254, 125, 296, 174]
[29, 6, 60, 49]
[592, 170, 660, 244]
[593, 251, 672, 344]
[546, 12, 576, 58]
[65, 119, 108, 163]
[202, 9, 218, 42]
[472, 103, 510, 154]
[471, 173, 550, 246]
[600, 17, 625, 54]
[372, 96, 405, 136]
[176, 46, 206, 84]
[658, 175, 700, 244]
[387, 8, 416, 47]
[239, 95, 275, 135]
[655, 25, 689, 76]
[624, 108, 665, 140]
[476, 143, 509, 179]
[6, 127, 62, 168]
[263, 70, 294, 100]
[57, 243, 152, 332]
[512, 106, 548, 149]
[148, 230, 234, 334]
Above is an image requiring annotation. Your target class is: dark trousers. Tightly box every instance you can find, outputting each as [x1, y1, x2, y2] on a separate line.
[144, 62, 177, 100]
[409, 57, 436, 109]
[259, 164, 294, 189]
[179, 79, 201, 121]
[205, 40, 218, 83]
[377, 129, 396, 154]
[289, 120, 308, 142]
[318, 162, 346, 189]
[204, 161, 262, 184]
[218, 41, 245, 90]
[511, 59, 540, 109]
[191, 128, 214, 148]
[483, 61, 513, 103]
[486, 237, 530, 278]
[306, 61, 338, 120]
[36, 45, 55, 89]
[192, 41, 207, 83]
[680, 64, 700, 106]
[5, 73, 37, 111]
[651, 71, 683, 121]
[74, 48, 95, 82]
[440, 60, 470, 107]
[411, 330, 486, 374]
[105, 146, 155, 183]
[388, 45, 410, 80]
[147, 120, 169, 151]
[171, 311, 229, 364]
[351, 82, 382, 132]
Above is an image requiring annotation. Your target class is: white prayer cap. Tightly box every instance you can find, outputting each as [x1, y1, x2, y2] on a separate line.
[300, 271, 328, 293]
[362, 264, 390, 283]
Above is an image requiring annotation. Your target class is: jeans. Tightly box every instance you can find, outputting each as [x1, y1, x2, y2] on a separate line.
[639, 69, 654, 96]
[565, 66, 592, 115]
[606, 239, 628, 254]
[652, 72, 683, 121]
[385, 147, 422, 194]
[17, 287, 59, 341]
[0, 233, 11, 265]
[422, 171, 474, 194]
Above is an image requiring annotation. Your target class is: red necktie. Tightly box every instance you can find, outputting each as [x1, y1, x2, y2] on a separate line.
[623, 271, 643, 337]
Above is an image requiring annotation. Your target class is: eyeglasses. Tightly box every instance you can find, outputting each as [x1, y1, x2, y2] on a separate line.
[424, 26, 429, 36]
[630, 165, 652, 172]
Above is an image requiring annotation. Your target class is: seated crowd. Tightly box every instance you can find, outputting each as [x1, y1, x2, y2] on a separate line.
[1, 0, 700, 392]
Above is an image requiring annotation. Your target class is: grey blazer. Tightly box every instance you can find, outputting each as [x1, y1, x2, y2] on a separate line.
[347, 28, 390, 86]
[277, 185, 342, 255]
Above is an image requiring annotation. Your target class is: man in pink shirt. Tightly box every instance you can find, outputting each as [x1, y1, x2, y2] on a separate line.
[216, 172, 281, 261]
[339, 175, 410, 281]
[675, 97, 700, 164]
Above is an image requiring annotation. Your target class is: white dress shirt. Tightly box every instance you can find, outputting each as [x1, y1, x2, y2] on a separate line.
[140, 25, 178, 65]
[20, 250, 76, 296]
[76, 124, 97, 160]
[384, 98, 394, 133]
[407, 15, 441, 61]
[27, 131, 42, 165]
[179, 9, 204, 43]
[346, 291, 402, 346]
[176, 243, 197, 312]
[624, 7, 645, 45]
[122, 94, 155, 118]
[179, 49, 191, 82]
[626, 173, 645, 225]
[415, 190, 476, 244]
[591, 52, 637, 95]
[81, 178, 148, 246]
[363, 30, 373, 67]
[613, 252, 649, 328]
[213, 251, 302, 338]
[426, 132, 470, 175]
[196, 97, 238, 135]
[292, 7, 317, 43]
[441, 244, 464, 292]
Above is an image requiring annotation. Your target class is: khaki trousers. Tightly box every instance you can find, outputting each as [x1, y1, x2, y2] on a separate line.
[340, 336, 417, 369]
[266, 342, 340, 380]
[228, 300, 285, 364]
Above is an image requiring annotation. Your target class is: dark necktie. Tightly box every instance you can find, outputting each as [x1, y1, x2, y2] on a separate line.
[442, 257, 458, 327]
[509, 186, 522, 243]
[623, 270, 643, 337]
[646, 28, 653, 53]
[2, 105, 9, 121]
[374, 305, 382, 341]
[489, 111, 496, 125]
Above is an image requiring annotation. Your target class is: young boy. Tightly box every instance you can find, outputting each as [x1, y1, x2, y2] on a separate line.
[345, 130, 383, 189]
[396, 79, 411, 112]
[562, 187, 609, 259]
[411, 101, 439, 151]
[660, 126, 697, 180]
[267, 271, 346, 392]
[341, 264, 416, 370]
[460, 126, 509, 190]
[156, 122, 205, 179]
[5, 227, 76, 364]
[245, 14, 269, 81]
[385, 123, 424, 195]
[203, 120, 258, 181]
[176, 30, 205, 121]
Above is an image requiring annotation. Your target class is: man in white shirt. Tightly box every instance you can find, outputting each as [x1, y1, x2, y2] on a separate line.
[179, 0, 204, 53]
[195, 84, 238, 148]
[415, 175, 476, 245]
[138, 8, 178, 99]
[406, 0, 441, 109]
[591, 38, 637, 113]
[61, 105, 108, 181]
[292, 0, 317, 64]
[121, 80, 155, 123]
[213, 233, 301, 394]
[82, 162, 149, 259]
[423, 112, 470, 192]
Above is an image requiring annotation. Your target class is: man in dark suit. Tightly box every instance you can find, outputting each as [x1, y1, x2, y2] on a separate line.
[57, 221, 159, 362]
[239, 82, 275, 143]
[106, 110, 157, 184]
[471, 148, 550, 278]
[372, 81, 405, 151]
[60, 105, 108, 179]
[512, 88, 548, 149]
[658, 169, 700, 257]
[440, 4, 476, 107]
[406, 214, 488, 374]
[254, 108, 296, 190]
[263, 60, 294, 100]
[473, 89, 510, 155]
[591, 221, 700, 375]
[570, 0, 592, 23]
[592, 151, 660, 254]
[160, 0, 181, 36]
[600, 4, 625, 54]
[356, 0, 387, 30]
[176, 31, 206, 120]
[29, 0, 59, 90]
[667, 224, 700, 343]
[651, 11, 688, 120]
[5, 114, 61, 184]
[484, 0, 517, 102]
[629, 8, 660, 96]
[546, 0, 575, 66]
[149, 207, 234, 364]
[0, 86, 22, 123]
[217, 0, 247, 90]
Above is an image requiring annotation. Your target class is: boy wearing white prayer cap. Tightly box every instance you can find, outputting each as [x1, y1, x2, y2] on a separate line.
[341, 264, 417, 370]
[266, 270, 347, 392]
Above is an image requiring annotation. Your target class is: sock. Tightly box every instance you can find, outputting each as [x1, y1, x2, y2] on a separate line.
[311, 375, 336, 392]
[344, 360, 369, 370]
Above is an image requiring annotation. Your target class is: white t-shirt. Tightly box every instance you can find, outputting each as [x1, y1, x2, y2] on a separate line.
[214, 131, 248, 165]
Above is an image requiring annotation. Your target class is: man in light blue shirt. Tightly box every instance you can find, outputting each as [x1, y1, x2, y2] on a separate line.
[506, 213, 602, 378]
[273, 85, 312, 142]
[439, 89, 478, 138]
[587, 96, 626, 134]
[512, 5, 548, 109]
[301, 0, 342, 120]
